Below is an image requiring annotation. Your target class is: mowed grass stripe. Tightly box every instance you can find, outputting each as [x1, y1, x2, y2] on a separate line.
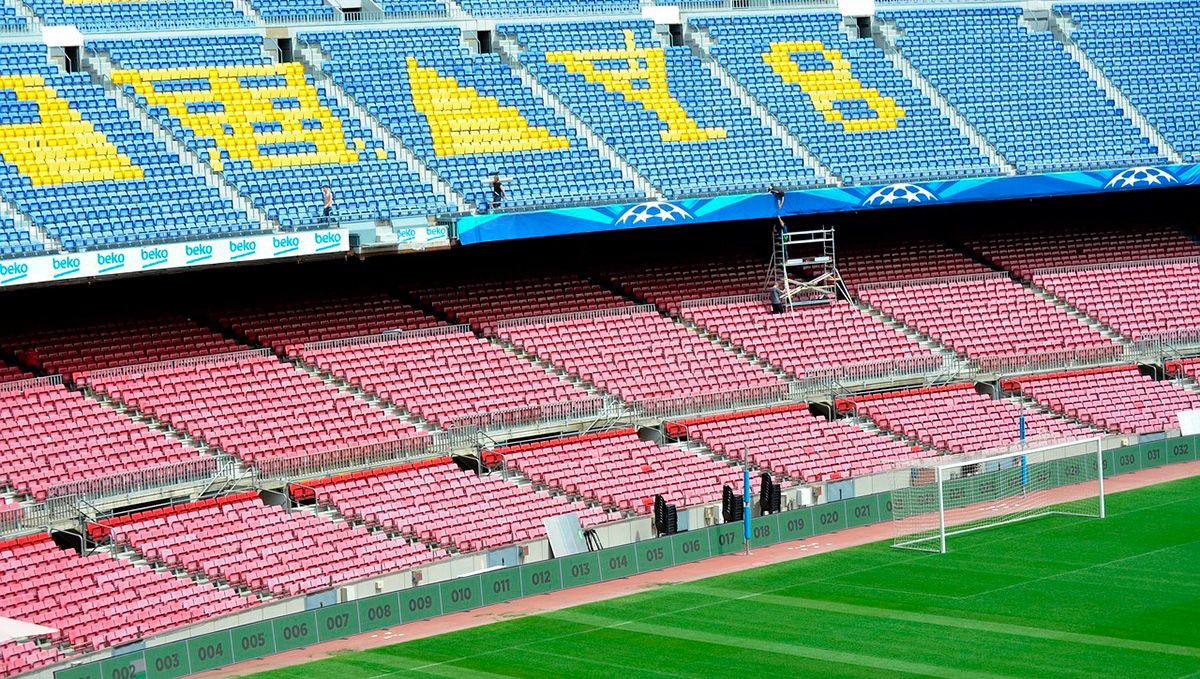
[247, 476, 1200, 679]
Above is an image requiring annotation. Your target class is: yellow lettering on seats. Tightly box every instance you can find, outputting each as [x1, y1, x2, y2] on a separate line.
[545, 30, 725, 143]
[0, 74, 141, 186]
[110, 63, 360, 170]
[763, 41, 904, 132]
[406, 58, 568, 157]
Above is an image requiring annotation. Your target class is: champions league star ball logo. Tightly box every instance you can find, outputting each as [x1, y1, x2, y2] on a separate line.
[615, 201, 693, 225]
[861, 183, 938, 207]
[1104, 166, 1178, 189]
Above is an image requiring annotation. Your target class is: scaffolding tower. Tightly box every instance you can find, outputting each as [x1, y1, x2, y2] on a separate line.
[772, 218, 848, 307]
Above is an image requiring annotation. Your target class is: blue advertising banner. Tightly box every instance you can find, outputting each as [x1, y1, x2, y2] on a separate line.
[456, 164, 1199, 245]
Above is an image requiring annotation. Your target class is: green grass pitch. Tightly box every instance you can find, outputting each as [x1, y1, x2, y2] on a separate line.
[249, 476, 1200, 678]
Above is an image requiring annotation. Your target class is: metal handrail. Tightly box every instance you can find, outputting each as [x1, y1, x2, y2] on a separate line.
[0, 374, 63, 393]
[1032, 255, 1200, 278]
[299, 324, 470, 352]
[493, 304, 654, 329]
[79, 349, 273, 381]
[447, 397, 605, 431]
[856, 271, 1011, 292]
[255, 434, 439, 480]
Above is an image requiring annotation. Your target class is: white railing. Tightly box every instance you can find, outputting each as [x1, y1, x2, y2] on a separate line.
[797, 355, 949, 387]
[79, 349, 272, 382]
[678, 293, 770, 310]
[1137, 328, 1200, 350]
[972, 345, 1130, 376]
[1032, 255, 1200, 278]
[493, 304, 655, 329]
[299, 325, 470, 352]
[0, 374, 62, 393]
[255, 434, 439, 480]
[45, 457, 228, 501]
[856, 271, 1011, 292]
[447, 397, 606, 431]
[629, 383, 798, 419]
[678, 0, 833, 10]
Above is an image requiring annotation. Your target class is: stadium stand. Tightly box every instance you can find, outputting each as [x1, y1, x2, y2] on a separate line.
[210, 289, 443, 355]
[245, 0, 334, 21]
[22, 0, 248, 31]
[297, 457, 610, 551]
[1033, 259, 1200, 341]
[1, 639, 61, 678]
[458, 0, 635, 18]
[1166, 357, 1200, 379]
[301, 27, 641, 210]
[93, 36, 448, 228]
[0, 215, 42, 256]
[598, 253, 768, 314]
[0, 362, 30, 383]
[80, 352, 419, 462]
[672, 404, 930, 481]
[836, 239, 993, 291]
[297, 327, 594, 428]
[497, 307, 782, 401]
[493, 429, 745, 513]
[962, 224, 1200, 278]
[694, 13, 996, 184]
[682, 299, 938, 377]
[845, 383, 1093, 453]
[502, 20, 823, 197]
[887, 7, 1164, 172]
[409, 272, 632, 334]
[1, 311, 243, 380]
[0, 379, 208, 500]
[1004, 366, 1200, 434]
[0, 3, 24, 31]
[0, 44, 257, 250]
[0, 533, 253, 659]
[1060, 1, 1200, 162]
[100, 492, 436, 596]
[856, 273, 1119, 362]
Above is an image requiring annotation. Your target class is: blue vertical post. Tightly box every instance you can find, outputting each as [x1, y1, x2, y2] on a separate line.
[1019, 412, 1029, 488]
[743, 466, 751, 554]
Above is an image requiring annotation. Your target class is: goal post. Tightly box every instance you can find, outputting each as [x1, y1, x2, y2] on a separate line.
[892, 437, 1105, 553]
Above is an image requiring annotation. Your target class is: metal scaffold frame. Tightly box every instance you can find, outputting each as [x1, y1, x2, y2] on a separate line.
[772, 217, 848, 307]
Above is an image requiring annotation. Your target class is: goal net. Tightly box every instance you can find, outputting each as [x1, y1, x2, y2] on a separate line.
[892, 437, 1105, 553]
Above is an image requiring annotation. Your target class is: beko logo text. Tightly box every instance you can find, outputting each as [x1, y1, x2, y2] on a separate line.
[141, 248, 168, 262]
[96, 253, 125, 266]
[54, 256, 80, 270]
[186, 244, 212, 257]
[230, 240, 256, 253]
[0, 262, 28, 276]
[273, 236, 299, 249]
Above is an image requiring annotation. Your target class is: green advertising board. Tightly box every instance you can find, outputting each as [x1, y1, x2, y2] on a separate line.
[598, 543, 637, 579]
[813, 500, 847, 534]
[559, 552, 602, 589]
[185, 630, 232, 673]
[271, 612, 317, 653]
[357, 594, 402, 632]
[634, 536, 674, 573]
[708, 522, 742, 556]
[480, 567, 521, 606]
[315, 602, 360, 642]
[230, 620, 275, 663]
[520, 561, 560, 596]
[143, 642, 188, 679]
[439, 576, 482, 614]
[670, 528, 710, 564]
[398, 583, 442, 621]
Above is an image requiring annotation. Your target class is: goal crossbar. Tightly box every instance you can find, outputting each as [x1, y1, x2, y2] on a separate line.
[892, 437, 1105, 553]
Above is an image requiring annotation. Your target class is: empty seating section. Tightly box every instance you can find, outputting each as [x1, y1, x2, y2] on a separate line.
[1034, 260, 1200, 340]
[303, 28, 638, 210]
[0, 381, 206, 500]
[458, 0, 634, 18]
[0, 2, 24, 31]
[695, 14, 994, 184]
[837, 240, 992, 291]
[247, 0, 333, 21]
[858, 275, 1116, 360]
[496, 430, 743, 512]
[2, 312, 243, 379]
[102, 493, 434, 596]
[23, 0, 247, 31]
[95, 37, 445, 227]
[81, 353, 417, 462]
[1167, 357, 1200, 379]
[2, 640, 62, 678]
[848, 384, 1092, 453]
[0, 534, 252, 655]
[0, 44, 255, 250]
[298, 329, 591, 427]
[1062, 1, 1200, 161]
[888, 8, 1163, 172]
[212, 291, 443, 354]
[0, 215, 41, 256]
[497, 309, 781, 401]
[410, 273, 632, 333]
[1007, 367, 1200, 433]
[685, 300, 935, 376]
[0, 362, 29, 383]
[601, 254, 768, 313]
[679, 405, 928, 481]
[305, 458, 609, 551]
[504, 21, 821, 197]
[964, 225, 1200, 278]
